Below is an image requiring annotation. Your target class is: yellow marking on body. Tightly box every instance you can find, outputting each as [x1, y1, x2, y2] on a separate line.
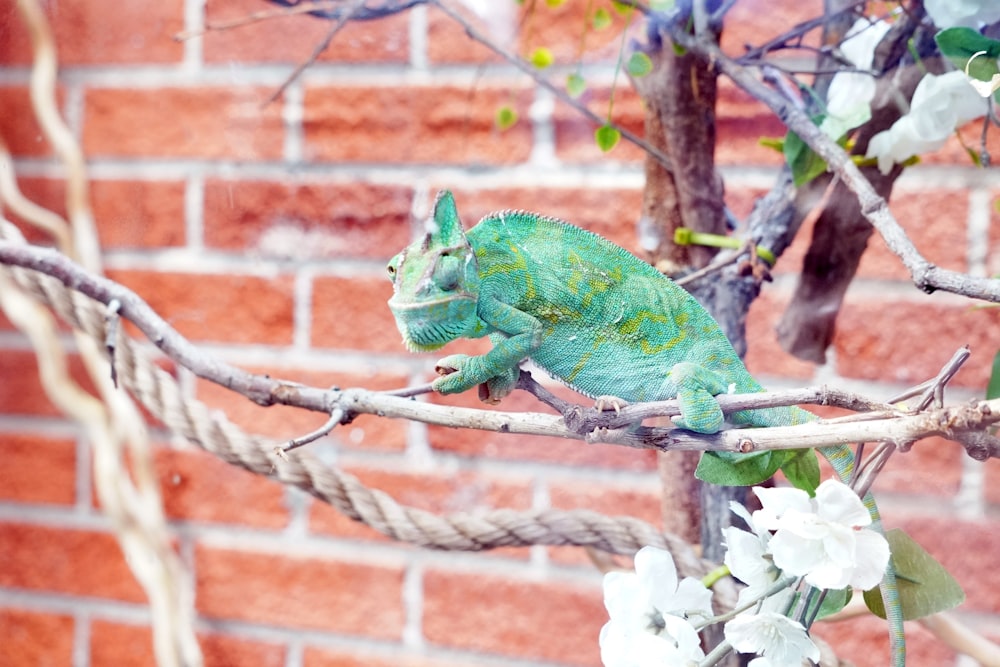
[478, 244, 536, 299]
[618, 310, 686, 355]
[566, 350, 592, 383]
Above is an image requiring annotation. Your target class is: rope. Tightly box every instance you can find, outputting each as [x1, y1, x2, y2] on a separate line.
[0, 224, 711, 575]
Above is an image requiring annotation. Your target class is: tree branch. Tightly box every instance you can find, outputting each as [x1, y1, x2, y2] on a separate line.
[1, 236, 998, 462]
[668, 26, 1000, 303]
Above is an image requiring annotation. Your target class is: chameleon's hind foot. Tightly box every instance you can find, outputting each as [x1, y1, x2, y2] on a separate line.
[594, 395, 628, 414]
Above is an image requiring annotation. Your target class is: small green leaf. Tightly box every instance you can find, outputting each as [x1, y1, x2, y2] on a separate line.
[611, 1, 633, 15]
[495, 105, 518, 131]
[529, 46, 554, 69]
[987, 349, 1000, 399]
[936, 27, 1000, 81]
[626, 51, 653, 77]
[544, 0, 565, 6]
[784, 129, 828, 186]
[695, 450, 784, 486]
[779, 449, 821, 495]
[813, 587, 851, 621]
[592, 7, 612, 30]
[863, 529, 965, 621]
[594, 124, 621, 152]
[566, 72, 587, 98]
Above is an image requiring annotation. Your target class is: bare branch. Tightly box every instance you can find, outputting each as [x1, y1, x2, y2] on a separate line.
[2, 237, 998, 463]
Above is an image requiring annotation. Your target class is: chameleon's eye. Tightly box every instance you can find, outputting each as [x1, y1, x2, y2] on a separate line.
[434, 254, 461, 291]
[386, 256, 399, 281]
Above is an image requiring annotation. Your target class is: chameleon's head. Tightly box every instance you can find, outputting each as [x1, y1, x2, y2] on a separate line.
[387, 190, 481, 352]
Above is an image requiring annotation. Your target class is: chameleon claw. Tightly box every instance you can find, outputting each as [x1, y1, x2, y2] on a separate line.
[594, 395, 628, 414]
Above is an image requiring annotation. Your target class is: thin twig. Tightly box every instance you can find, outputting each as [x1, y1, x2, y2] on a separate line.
[671, 29, 1000, 303]
[430, 0, 674, 170]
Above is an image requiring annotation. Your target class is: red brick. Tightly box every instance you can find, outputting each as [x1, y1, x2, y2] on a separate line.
[442, 186, 644, 253]
[898, 515, 1000, 613]
[553, 85, 646, 165]
[514, 0, 636, 64]
[833, 297, 1000, 388]
[203, 180, 413, 258]
[311, 274, 400, 352]
[0, 0, 183, 65]
[195, 545, 405, 637]
[304, 647, 459, 667]
[423, 568, 604, 665]
[0, 433, 76, 504]
[0, 349, 94, 417]
[986, 189, 1000, 278]
[744, 288, 819, 382]
[857, 189, 969, 280]
[984, 459, 1000, 506]
[194, 367, 409, 450]
[715, 80, 788, 166]
[719, 0, 819, 54]
[106, 269, 295, 345]
[0, 86, 55, 157]
[811, 614, 955, 667]
[547, 477, 662, 567]
[89, 620, 287, 667]
[427, 381, 659, 471]
[0, 522, 145, 602]
[921, 117, 1000, 168]
[155, 445, 288, 528]
[302, 84, 533, 165]
[203, 0, 408, 63]
[426, 3, 506, 65]
[0, 608, 74, 667]
[92, 180, 187, 249]
[83, 87, 284, 160]
[308, 466, 532, 549]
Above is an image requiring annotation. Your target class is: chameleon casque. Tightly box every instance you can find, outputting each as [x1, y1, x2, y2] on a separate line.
[387, 190, 903, 664]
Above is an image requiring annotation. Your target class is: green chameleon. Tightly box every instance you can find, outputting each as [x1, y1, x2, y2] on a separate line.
[387, 190, 903, 664]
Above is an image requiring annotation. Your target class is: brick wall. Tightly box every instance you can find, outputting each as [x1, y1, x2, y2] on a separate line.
[1, 1, 998, 666]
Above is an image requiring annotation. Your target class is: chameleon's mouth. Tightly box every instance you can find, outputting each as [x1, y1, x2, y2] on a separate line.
[388, 295, 477, 352]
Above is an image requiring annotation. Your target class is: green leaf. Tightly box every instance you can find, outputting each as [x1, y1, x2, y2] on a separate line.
[863, 529, 965, 621]
[935, 27, 1000, 83]
[495, 105, 518, 131]
[594, 124, 621, 152]
[695, 450, 784, 486]
[544, 0, 565, 6]
[779, 449, 821, 495]
[784, 129, 828, 186]
[592, 7, 612, 30]
[566, 72, 587, 98]
[611, 1, 633, 15]
[813, 587, 851, 621]
[626, 52, 653, 77]
[529, 47, 554, 69]
[987, 349, 1000, 399]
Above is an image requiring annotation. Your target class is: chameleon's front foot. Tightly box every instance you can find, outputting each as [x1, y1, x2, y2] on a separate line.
[593, 395, 629, 414]
[433, 354, 518, 404]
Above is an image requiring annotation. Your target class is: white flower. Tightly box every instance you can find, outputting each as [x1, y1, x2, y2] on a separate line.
[599, 546, 712, 667]
[964, 51, 1000, 97]
[751, 480, 890, 590]
[820, 19, 892, 139]
[865, 70, 986, 174]
[725, 612, 821, 665]
[925, 0, 1000, 29]
[600, 614, 704, 667]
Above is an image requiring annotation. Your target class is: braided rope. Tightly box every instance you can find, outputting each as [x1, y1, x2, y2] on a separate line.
[0, 229, 712, 575]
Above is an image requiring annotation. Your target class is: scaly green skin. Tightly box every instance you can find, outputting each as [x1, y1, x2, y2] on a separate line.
[387, 191, 903, 665]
